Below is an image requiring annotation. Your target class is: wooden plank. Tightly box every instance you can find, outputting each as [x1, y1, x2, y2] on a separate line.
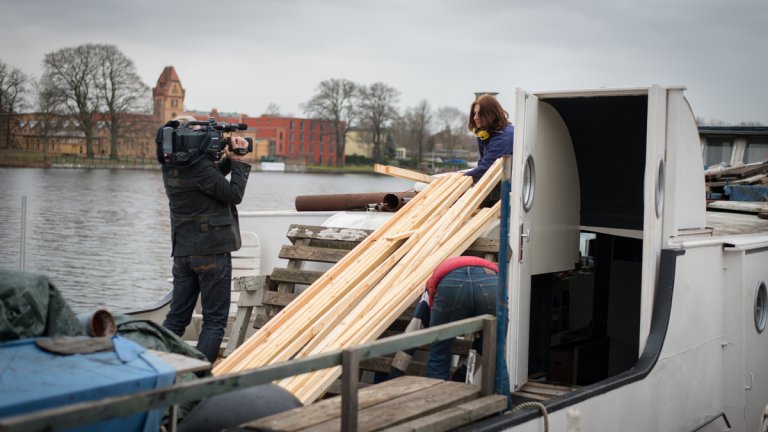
[466, 238, 500, 254]
[263, 291, 298, 308]
[269, 267, 325, 286]
[146, 350, 210, 375]
[379, 394, 508, 432]
[243, 376, 441, 431]
[360, 357, 427, 375]
[707, 200, 768, 214]
[303, 381, 479, 432]
[286, 224, 371, 249]
[232, 275, 267, 292]
[512, 391, 551, 401]
[375, 164, 434, 184]
[523, 381, 573, 393]
[278, 244, 350, 263]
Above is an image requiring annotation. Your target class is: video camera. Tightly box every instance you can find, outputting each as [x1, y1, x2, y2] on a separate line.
[156, 117, 253, 166]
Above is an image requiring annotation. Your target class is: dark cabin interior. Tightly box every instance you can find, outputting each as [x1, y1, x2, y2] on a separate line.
[527, 95, 648, 386]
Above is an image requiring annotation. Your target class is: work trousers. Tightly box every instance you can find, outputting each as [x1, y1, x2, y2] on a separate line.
[426, 266, 498, 380]
[163, 253, 232, 363]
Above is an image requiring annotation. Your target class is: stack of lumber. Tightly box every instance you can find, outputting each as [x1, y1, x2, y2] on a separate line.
[214, 159, 503, 404]
[705, 161, 768, 192]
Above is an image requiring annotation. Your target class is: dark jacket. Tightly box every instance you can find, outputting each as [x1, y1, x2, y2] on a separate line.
[162, 156, 251, 257]
[465, 123, 514, 183]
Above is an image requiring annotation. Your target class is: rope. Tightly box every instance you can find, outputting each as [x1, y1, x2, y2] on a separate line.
[510, 401, 549, 432]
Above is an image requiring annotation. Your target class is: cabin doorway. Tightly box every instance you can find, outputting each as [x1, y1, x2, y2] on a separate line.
[508, 88, 660, 396]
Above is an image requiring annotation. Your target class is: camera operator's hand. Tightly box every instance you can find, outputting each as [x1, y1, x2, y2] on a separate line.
[226, 136, 249, 162]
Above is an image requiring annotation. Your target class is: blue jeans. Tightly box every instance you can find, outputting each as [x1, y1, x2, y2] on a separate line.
[162, 254, 232, 363]
[427, 266, 498, 380]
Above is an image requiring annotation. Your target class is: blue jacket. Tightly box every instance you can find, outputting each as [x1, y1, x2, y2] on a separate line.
[465, 123, 514, 183]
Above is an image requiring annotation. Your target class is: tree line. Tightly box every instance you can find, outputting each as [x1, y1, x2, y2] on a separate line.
[1, 44, 150, 160]
[1, 44, 474, 166]
[302, 79, 474, 167]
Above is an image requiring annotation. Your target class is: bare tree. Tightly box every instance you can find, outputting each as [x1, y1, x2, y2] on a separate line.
[435, 106, 468, 159]
[405, 100, 432, 165]
[264, 102, 282, 116]
[33, 75, 66, 162]
[358, 82, 400, 164]
[43, 44, 101, 158]
[0, 59, 29, 149]
[94, 45, 150, 160]
[302, 78, 358, 166]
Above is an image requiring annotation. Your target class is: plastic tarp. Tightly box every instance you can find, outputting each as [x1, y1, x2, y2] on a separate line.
[0, 336, 175, 432]
[0, 270, 85, 342]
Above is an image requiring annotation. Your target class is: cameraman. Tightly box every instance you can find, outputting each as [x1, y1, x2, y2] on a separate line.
[158, 118, 251, 363]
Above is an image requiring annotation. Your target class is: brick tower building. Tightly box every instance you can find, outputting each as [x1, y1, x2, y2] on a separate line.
[153, 66, 185, 123]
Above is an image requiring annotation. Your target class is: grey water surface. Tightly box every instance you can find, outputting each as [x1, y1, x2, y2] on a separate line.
[0, 167, 412, 313]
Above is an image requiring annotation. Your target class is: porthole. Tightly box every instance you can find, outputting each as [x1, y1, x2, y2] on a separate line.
[655, 158, 665, 219]
[755, 281, 767, 333]
[522, 155, 535, 212]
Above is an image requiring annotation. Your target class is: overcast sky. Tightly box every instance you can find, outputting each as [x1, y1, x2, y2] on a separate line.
[1, 0, 766, 125]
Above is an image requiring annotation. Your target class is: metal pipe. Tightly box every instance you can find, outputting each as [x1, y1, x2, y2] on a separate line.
[496, 156, 512, 400]
[295, 192, 416, 212]
[20, 195, 26, 271]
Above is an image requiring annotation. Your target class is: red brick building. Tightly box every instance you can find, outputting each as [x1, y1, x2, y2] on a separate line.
[240, 115, 341, 165]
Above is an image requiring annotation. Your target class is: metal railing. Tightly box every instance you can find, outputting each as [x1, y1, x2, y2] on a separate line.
[0, 315, 497, 432]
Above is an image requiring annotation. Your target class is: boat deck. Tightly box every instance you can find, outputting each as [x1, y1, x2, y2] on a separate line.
[242, 376, 507, 432]
[705, 209, 768, 237]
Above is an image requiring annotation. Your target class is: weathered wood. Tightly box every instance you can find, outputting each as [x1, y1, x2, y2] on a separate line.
[375, 164, 434, 184]
[466, 238, 500, 254]
[379, 394, 508, 432]
[523, 381, 573, 394]
[359, 357, 427, 375]
[232, 275, 267, 292]
[244, 376, 440, 431]
[512, 390, 551, 401]
[278, 244, 350, 263]
[263, 291, 298, 308]
[304, 381, 480, 432]
[146, 350, 211, 375]
[269, 267, 325, 286]
[707, 200, 768, 214]
[286, 224, 371, 250]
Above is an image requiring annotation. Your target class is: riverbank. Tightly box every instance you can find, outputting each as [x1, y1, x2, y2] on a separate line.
[0, 151, 384, 174]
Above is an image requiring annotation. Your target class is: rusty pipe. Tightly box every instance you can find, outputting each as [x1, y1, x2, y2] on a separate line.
[295, 192, 417, 212]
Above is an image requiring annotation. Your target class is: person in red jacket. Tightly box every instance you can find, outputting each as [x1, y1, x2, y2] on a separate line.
[425, 256, 498, 380]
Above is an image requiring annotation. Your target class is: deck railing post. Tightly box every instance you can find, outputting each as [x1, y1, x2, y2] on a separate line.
[481, 316, 497, 396]
[20, 195, 27, 271]
[341, 348, 359, 432]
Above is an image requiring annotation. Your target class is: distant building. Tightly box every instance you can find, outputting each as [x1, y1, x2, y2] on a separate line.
[699, 126, 768, 167]
[345, 130, 373, 159]
[5, 66, 345, 164]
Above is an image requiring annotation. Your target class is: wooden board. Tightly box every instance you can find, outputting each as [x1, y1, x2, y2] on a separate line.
[375, 164, 434, 184]
[304, 381, 480, 432]
[244, 376, 440, 431]
[379, 394, 508, 432]
[278, 244, 350, 263]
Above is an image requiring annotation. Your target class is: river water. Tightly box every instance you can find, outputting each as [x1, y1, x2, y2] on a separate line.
[0, 167, 412, 314]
